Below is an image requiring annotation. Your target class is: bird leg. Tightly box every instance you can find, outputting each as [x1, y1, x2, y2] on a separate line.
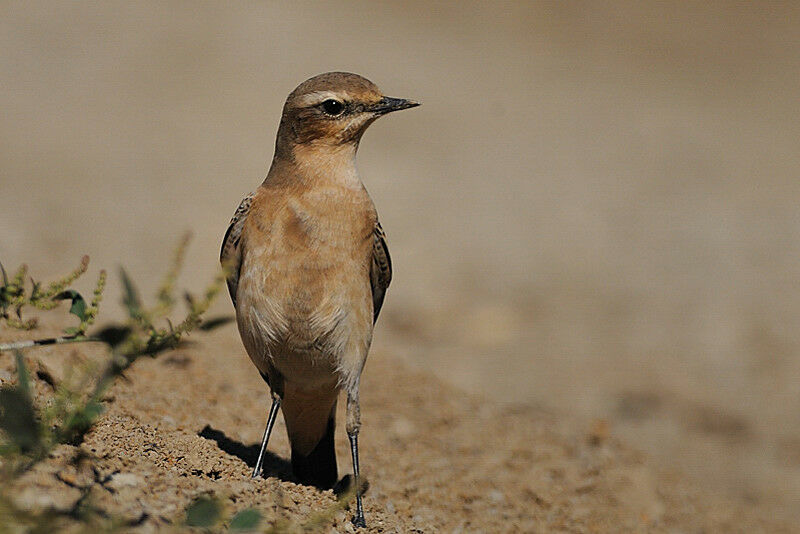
[252, 393, 281, 478]
[346, 390, 366, 528]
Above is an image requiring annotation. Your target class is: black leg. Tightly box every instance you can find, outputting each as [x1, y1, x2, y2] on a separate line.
[252, 395, 281, 478]
[348, 430, 366, 528]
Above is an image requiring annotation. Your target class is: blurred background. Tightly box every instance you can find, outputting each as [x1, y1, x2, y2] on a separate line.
[1, 1, 799, 523]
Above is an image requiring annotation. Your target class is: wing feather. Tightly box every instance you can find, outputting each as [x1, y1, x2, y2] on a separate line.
[370, 222, 392, 323]
[220, 192, 255, 307]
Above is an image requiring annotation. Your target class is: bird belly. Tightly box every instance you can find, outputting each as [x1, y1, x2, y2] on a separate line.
[236, 241, 372, 393]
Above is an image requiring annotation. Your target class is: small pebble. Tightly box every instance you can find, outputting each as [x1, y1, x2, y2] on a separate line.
[107, 472, 143, 490]
[488, 489, 505, 504]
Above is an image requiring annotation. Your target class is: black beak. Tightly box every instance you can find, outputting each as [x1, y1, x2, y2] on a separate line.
[369, 96, 421, 115]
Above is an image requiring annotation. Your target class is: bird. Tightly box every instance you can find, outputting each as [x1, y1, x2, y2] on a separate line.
[220, 72, 418, 527]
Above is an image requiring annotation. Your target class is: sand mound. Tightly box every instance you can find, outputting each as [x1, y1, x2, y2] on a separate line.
[0, 324, 789, 532]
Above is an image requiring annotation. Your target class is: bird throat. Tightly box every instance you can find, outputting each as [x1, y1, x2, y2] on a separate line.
[286, 142, 363, 191]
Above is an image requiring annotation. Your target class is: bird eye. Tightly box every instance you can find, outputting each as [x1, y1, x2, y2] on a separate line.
[321, 99, 344, 116]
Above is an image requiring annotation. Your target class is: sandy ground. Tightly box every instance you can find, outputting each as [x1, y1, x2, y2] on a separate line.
[2, 1, 800, 530]
[1, 322, 794, 532]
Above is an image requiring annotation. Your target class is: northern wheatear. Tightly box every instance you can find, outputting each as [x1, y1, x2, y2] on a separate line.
[220, 72, 418, 527]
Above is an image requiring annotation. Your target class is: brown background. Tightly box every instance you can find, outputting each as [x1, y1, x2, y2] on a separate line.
[2, 2, 799, 524]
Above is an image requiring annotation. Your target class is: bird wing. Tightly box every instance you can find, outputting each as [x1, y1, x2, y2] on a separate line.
[370, 222, 392, 323]
[220, 192, 255, 307]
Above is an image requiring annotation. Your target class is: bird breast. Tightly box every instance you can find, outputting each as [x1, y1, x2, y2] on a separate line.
[236, 184, 376, 383]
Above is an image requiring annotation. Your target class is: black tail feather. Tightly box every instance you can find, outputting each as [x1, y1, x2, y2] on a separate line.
[290, 412, 337, 489]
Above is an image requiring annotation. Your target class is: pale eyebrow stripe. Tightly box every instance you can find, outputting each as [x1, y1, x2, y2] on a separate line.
[298, 90, 350, 107]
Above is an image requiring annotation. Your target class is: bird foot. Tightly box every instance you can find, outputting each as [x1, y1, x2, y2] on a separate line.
[351, 514, 366, 529]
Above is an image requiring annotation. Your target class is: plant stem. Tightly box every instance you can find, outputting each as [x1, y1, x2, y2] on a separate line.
[0, 335, 103, 352]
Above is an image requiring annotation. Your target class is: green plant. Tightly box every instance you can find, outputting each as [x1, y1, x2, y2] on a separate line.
[181, 487, 357, 533]
[0, 236, 232, 531]
[0, 256, 103, 333]
[1, 236, 229, 456]
[0, 352, 37, 457]
[184, 497, 264, 532]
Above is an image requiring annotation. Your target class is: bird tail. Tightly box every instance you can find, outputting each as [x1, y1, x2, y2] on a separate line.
[290, 408, 338, 489]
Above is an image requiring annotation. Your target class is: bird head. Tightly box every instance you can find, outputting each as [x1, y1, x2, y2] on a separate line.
[275, 72, 419, 157]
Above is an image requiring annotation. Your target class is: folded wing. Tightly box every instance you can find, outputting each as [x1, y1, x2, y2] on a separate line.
[370, 222, 392, 323]
[220, 192, 255, 307]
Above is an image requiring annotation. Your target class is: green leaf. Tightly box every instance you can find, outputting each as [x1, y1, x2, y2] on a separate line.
[0, 262, 8, 310]
[119, 267, 142, 320]
[30, 280, 41, 299]
[69, 297, 86, 320]
[230, 509, 261, 531]
[198, 316, 235, 331]
[54, 290, 87, 321]
[0, 355, 39, 453]
[0, 388, 40, 452]
[185, 496, 222, 527]
[95, 325, 133, 348]
[14, 351, 31, 397]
